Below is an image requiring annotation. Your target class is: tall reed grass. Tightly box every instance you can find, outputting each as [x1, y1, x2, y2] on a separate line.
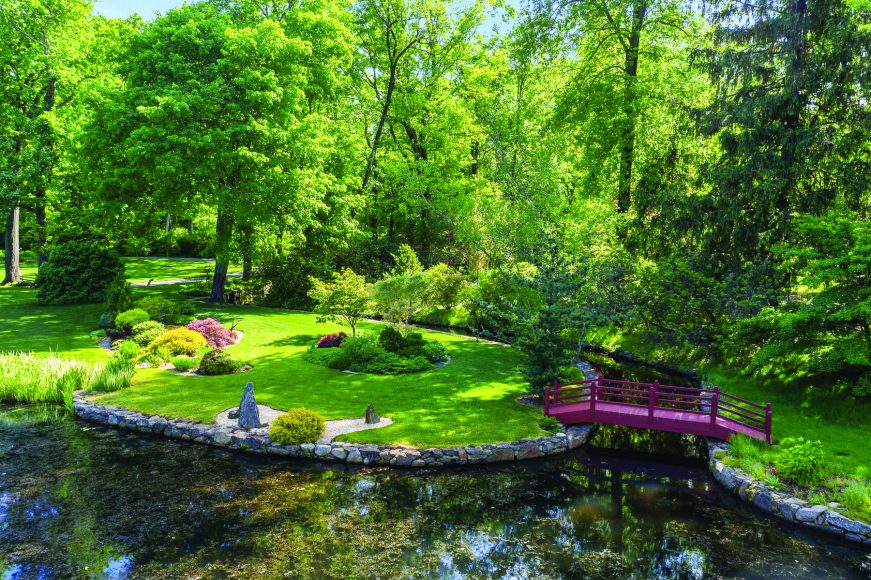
[0, 352, 98, 411]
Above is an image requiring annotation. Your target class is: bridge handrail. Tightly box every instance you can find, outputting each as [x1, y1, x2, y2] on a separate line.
[545, 376, 772, 444]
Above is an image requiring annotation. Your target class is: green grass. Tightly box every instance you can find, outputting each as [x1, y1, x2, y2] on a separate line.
[0, 285, 107, 363]
[586, 325, 871, 474]
[0, 282, 543, 447]
[1, 256, 239, 285]
[120, 257, 242, 284]
[94, 307, 543, 447]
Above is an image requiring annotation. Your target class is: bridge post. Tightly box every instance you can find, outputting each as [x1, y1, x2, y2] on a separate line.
[710, 386, 719, 427]
[590, 376, 599, 417]
[765, 402, 772, 444]
[648, 380, 658, 421]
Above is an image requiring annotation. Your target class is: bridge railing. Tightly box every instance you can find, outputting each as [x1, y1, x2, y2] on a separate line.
[544, 377, 772, 444]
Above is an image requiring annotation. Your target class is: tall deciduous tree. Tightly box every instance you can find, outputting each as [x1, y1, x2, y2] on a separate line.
[83, 2, 348, 302]
[0, 0, 91, 282]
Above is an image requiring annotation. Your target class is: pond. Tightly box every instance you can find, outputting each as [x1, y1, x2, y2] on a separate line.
[1, 405, 868, 578]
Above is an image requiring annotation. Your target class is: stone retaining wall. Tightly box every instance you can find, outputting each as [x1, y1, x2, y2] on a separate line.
[706, 440, 871, 546]
[73, 396, 593, 467]
[71, 396, 870, 545]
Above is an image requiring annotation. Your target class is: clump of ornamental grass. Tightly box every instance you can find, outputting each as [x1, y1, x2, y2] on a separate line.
[0, 352, 99, 411]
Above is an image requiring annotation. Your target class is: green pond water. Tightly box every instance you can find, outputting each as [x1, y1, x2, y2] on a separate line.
[0, 405, 869, 579]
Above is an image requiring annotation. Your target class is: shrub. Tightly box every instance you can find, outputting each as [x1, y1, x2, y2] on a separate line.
[146, 327, 207, 357]
[114, 309, 150, 333]
[841, 481, 871, 514]
[340, 335, 383, 365]
[186, 318, 237, 348]
[135, 296, 196, 325]
[365, 353, 433, 375]
[379, 326, 405, 353]
[774, 438, 826, 486]
[37, 240, 124, 305]
[421, 342, 449, 363]
[538, 415, 562, 433]
[269, 408, 326, 445]
[131, 320, 165, 347]
[97, 312, 115, 330]
[117, 339, 140, 361]
[424, 263, 466, 310]
[316, 332, 347, 348]
[198, 349, 242, 375]
[142, 352, 164, 367]
[302, 346, 344, 367]
[104, 270, 132, 314]
[171, 355, 199, 372]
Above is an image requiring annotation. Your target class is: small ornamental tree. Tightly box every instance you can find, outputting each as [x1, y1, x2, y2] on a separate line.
[308, 268, 371, 336]
[424, 263, 465, 310]
[373, 272, 430, 329]
[389, 244, 423, 276]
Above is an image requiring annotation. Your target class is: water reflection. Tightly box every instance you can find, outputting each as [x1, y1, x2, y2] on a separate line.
[0, 405, 868, 578]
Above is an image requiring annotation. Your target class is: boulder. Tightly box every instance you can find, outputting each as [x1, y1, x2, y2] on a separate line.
[365, 403, 380, 424]
[238, 382, 261, 429]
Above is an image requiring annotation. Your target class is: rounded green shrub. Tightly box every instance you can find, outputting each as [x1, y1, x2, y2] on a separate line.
[146, 327, 207, 357]
[365, 353, 433, 374]
[774, 438, 826, 486]
[269, 408, 326, 445]
[198, 349, 242, 375]
[171, 355, 199, 372]
[379, 326, 405, 353]
[131, 320, 165, 347]
[135, 296, 196, 325]
[37, 240, 124, 305]
[115, 308, 150, 332]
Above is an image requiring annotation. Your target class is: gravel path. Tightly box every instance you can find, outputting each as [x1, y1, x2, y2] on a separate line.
[214, 405, 393, 443]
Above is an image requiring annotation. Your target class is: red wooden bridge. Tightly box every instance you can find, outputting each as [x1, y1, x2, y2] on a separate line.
[545, 377, 772, 443]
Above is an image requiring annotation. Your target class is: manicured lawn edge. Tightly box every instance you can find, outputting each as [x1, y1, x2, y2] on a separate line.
[707, 439, 871, 545]
[73, 393, 593, 466]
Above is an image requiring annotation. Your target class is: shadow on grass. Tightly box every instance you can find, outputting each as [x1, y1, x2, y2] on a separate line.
[265, 334, 320, 348]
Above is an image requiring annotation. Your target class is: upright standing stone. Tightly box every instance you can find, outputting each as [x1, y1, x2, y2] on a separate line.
[238, 382, 260, 429]
[365, 404, 379, 424]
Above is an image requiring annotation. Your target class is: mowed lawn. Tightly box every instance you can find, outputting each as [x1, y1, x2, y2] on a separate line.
[0, 279, 544, 447]
[121, 257, 242, 284]
[96, 307, 544, 446]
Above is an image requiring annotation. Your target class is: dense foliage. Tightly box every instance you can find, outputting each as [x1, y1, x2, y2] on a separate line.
[186, 318, 237, 349]
[198, 349, 243, 376]
[146, 328, 207, 358]
[304, 327, 443, 375]
[269, 408, 326, 445]
[36, 241, 124, 305]
[0, 0, 867, 400]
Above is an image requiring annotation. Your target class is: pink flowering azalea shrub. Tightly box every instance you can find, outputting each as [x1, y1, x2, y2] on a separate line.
[186, 318, 237, 348]
[316, 332, 347, 348]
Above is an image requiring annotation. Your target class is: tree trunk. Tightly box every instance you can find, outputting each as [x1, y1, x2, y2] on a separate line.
[238, 223, 253, 281]
[35, 188, 47, 265]
[208, 207, 233, 304]
[3, 206, 22, 285]
[362, 63, 398, 192]
[616, 0, 648, 214]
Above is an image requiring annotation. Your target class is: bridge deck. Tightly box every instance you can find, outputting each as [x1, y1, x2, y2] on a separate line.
[545, 379, 772, 443]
